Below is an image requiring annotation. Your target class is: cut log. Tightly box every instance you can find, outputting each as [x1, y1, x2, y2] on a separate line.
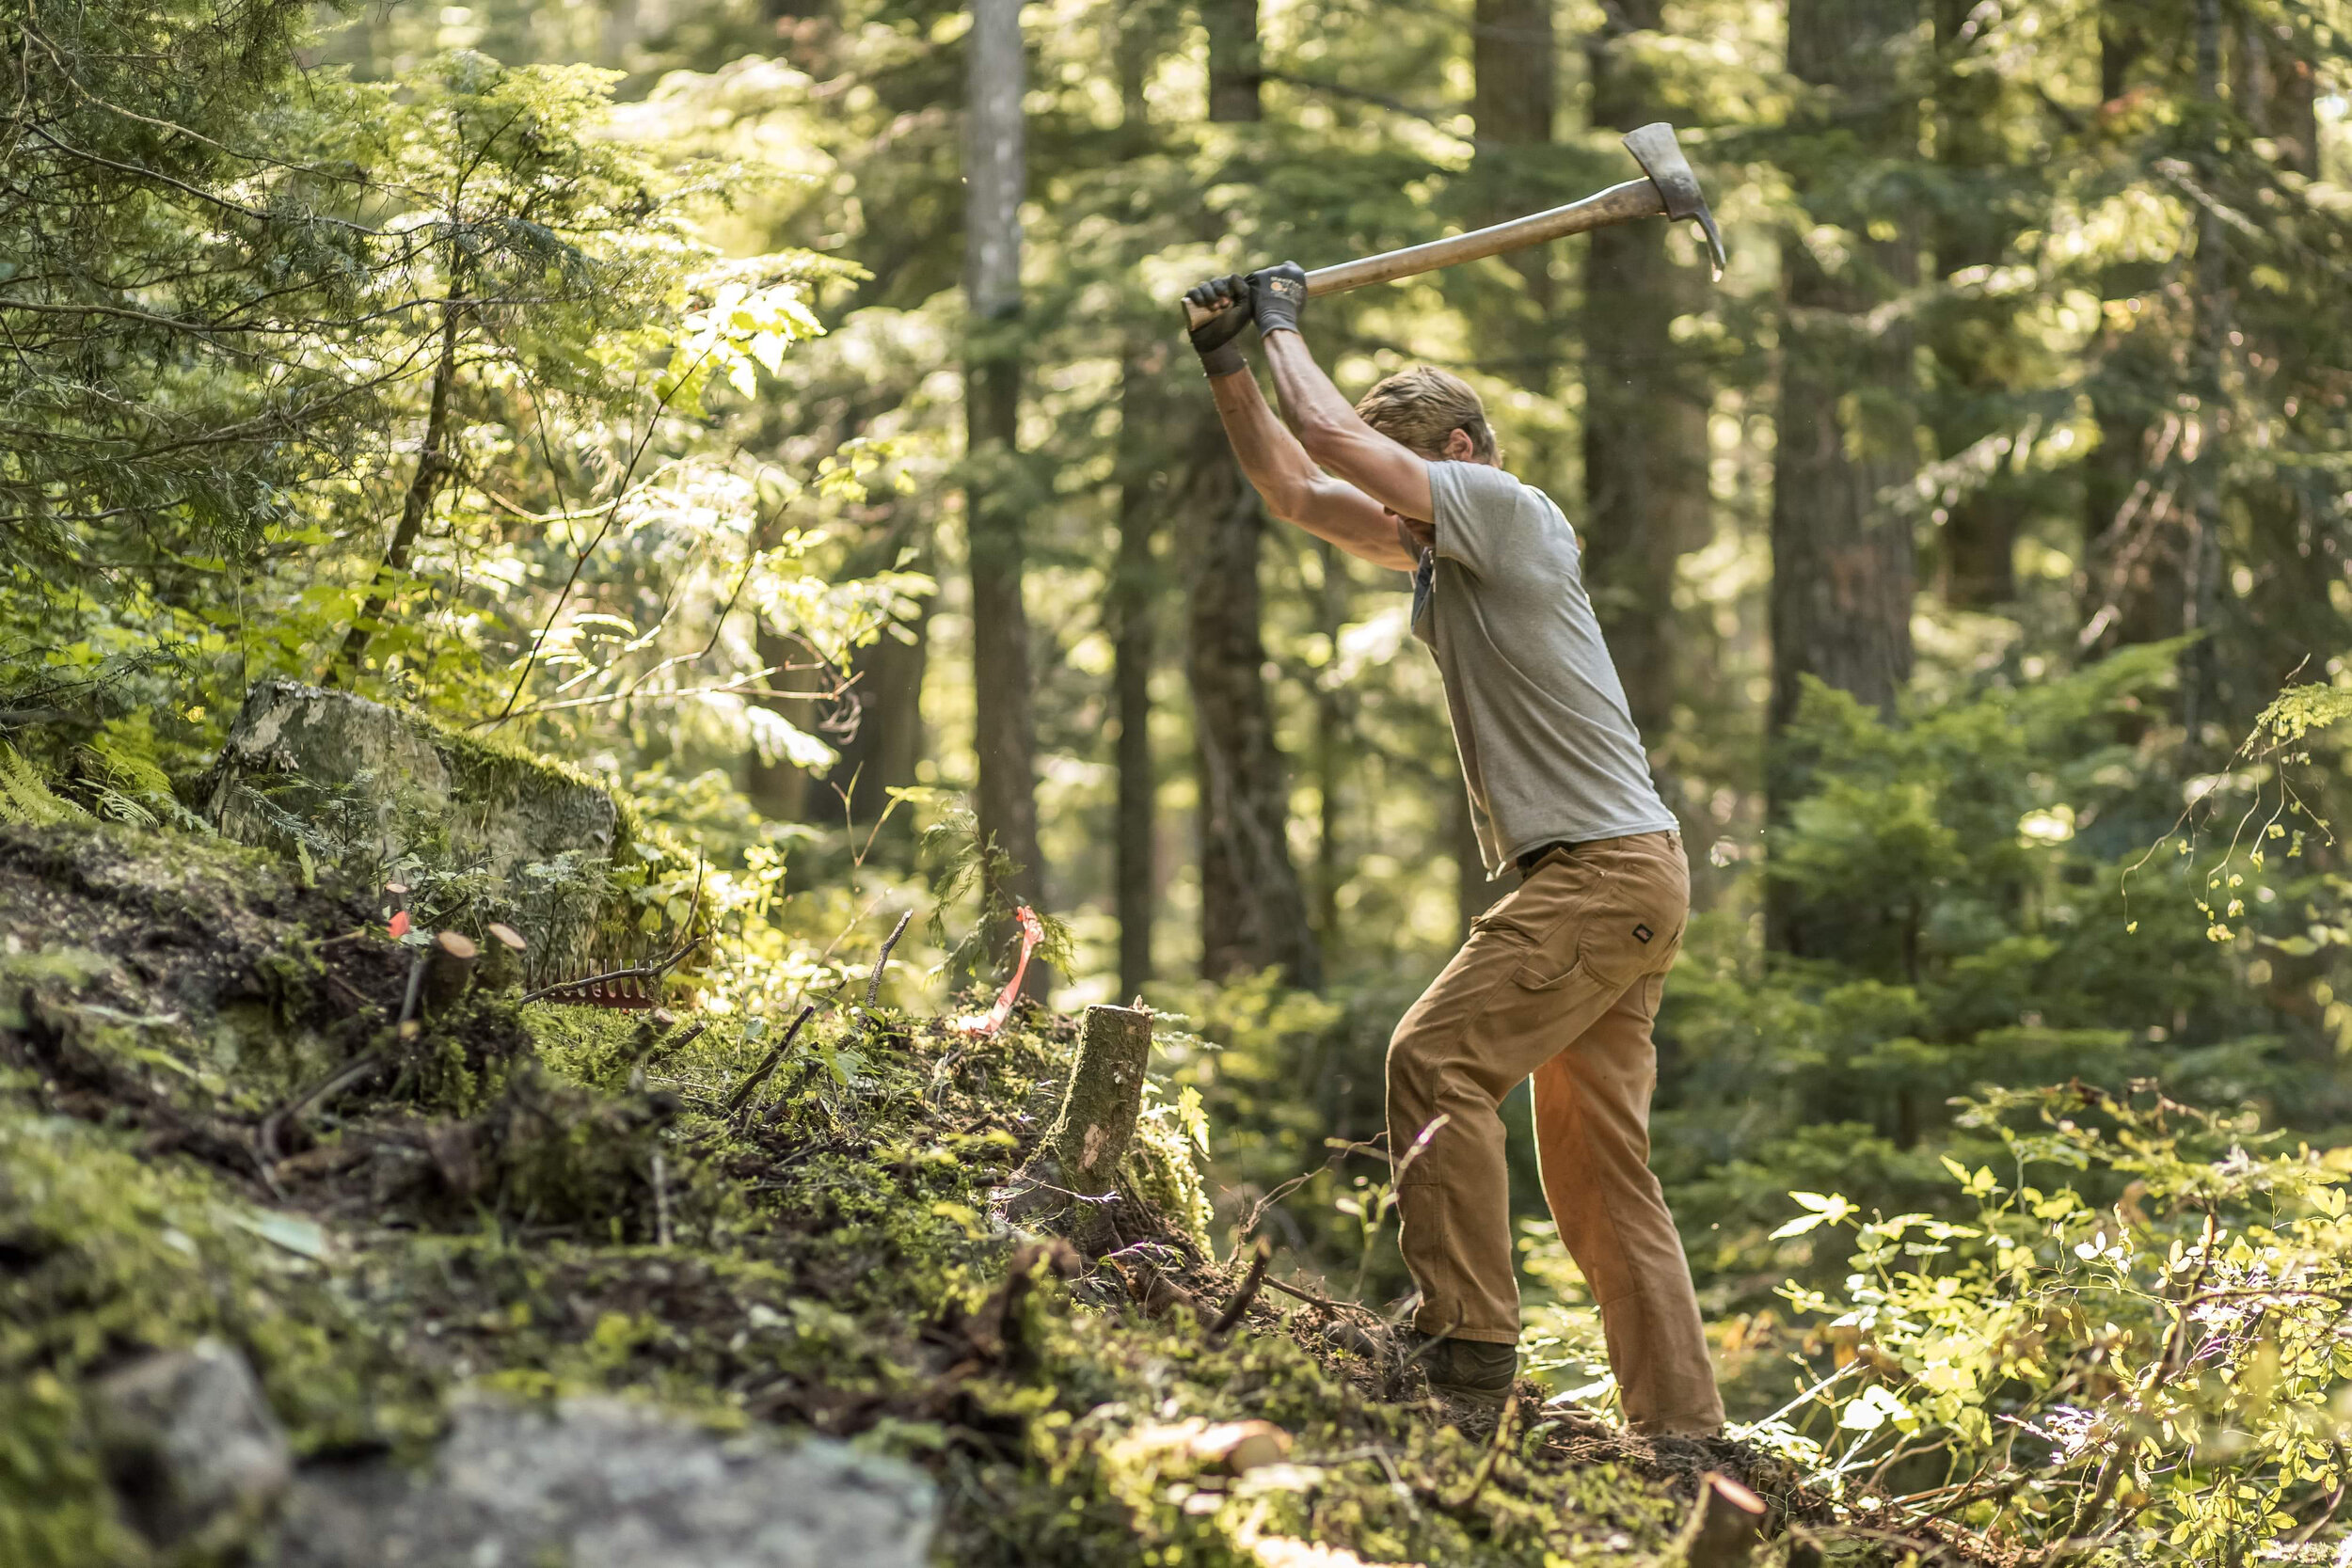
[423, 931, 478, 1016]
[1679, 1472, 1768, 1567]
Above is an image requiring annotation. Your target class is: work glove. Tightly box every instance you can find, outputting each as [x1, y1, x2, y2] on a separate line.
[1247, 261, 1309, 337]
[1184, 274, 1254, 377]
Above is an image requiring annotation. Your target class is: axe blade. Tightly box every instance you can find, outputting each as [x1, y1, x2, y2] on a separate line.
[1621, 122, 1727, 280]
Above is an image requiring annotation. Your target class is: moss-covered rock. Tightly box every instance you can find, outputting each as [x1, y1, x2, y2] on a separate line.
[203, 681, 622, 972]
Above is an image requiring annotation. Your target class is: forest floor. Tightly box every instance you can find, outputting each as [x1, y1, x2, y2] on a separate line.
[0, 821, 1998, 1566]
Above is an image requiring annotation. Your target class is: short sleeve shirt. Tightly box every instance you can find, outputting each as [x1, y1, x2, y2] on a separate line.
[1410, 462, 1678, 877]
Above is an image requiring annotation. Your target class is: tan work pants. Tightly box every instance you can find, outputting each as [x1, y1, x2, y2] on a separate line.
[1386, 830, 1723, 1434]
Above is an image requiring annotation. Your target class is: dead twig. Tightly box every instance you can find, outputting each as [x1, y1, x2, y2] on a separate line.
[397, 945, 429, 1026]
[651, 1149, 673, 1247]
[1387, 1308, 1464, 1402]
[725, 1004, 818, 1116]
[1442, 1392, 1519, 1513]
[256, 1048, 390, 1166]
[866, 911, 912, 1009]
[1208, 1238, 1274, 1338]
[1262, 1275, 1389, 1323]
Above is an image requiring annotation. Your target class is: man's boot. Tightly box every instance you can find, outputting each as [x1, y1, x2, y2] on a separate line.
[1401, 1329, 1517, 1409]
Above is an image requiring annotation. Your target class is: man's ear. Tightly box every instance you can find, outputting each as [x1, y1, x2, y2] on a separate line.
[1443, 427, 1476, 462]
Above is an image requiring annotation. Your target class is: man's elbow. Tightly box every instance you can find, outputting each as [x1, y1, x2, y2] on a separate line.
[1295, 417, 1355, 467]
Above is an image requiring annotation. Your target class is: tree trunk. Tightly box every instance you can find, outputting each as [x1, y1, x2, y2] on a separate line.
[2232, 9, 2340, 689]
[1470, 0, 1556, 305]
[1927, 0, 2015, 610]
[1769, 0, 1921, 955]
[1312, 539, 1343, 965]
[1112, 350, 1161, 999]
[1454, 780, 1505, 938]
[2180, 0, 2227, 751]
[1186, 0, 1315, 988]
[1110, 16, 1159, 1001]
[743, 619, 836, 822]
[1204, 0, 1261, 122]
[1187, 458, 1320, 989]
[1770, 0, 1920, 735]
[963, 0, 1050, 990]
[1581, 0, 1708, 744]
[334, 287, 463, 682]
[2077, 7, 2183, 658]
[822, 554, 930, 838]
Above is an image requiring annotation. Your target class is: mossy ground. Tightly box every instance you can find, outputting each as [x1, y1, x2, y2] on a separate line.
[0, 822, 1951, 1567]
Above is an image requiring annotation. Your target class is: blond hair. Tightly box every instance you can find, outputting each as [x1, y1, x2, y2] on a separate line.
[1353, 366, 1499, 463]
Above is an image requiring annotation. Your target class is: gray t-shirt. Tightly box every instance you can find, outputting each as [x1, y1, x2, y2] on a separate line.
[1411, 461, 1677, 878]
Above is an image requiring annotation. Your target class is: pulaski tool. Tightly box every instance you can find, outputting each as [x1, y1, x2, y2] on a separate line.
[1180, 121, 1725, 330]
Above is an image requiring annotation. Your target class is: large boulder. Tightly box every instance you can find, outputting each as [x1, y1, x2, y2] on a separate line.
[271, 1394, 937, 1568]
[203, 681, 623, 972]
[92, 1339, 294, 1553]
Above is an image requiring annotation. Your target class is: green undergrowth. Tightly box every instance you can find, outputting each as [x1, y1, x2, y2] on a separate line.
[0, 819, 1857, 1567]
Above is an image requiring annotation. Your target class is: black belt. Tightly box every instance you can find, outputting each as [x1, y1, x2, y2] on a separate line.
[1516, 830, 1676, 872]
[1515, 840, 1578, 872]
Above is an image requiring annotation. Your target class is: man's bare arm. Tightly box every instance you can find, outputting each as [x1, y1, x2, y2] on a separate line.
[1207, 369, 1416, 572]
[1263, 330, 1437, 524]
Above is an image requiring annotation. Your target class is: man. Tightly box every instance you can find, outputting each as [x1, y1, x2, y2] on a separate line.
[1184, 264, 1722, 1437]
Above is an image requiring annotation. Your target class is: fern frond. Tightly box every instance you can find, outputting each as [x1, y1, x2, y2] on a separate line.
[0, 742, 89, 826]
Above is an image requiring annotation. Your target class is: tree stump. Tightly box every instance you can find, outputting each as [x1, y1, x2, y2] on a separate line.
[1002, 1004, 1152, 1247]
[1678, 1472, 1767, 1567]
[423, 931, 477, 1016]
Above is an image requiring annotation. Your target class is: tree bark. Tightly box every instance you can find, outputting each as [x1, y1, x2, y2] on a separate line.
[1927, 0, 2016, 610]
[1769, 0, 1922, 956]
[1113, 350, 1161, 999]
[1187, 457, 1320, 989]
[2178, 0, 2230, 752]
[2078, 8, 2183, 658]
[743, 619, 836, 822]
[1470, 0, 1556, 304]
[1186, 0, 1315, 988]
[1770, 0, 1920, 739]
[1110, 19, 1159, 1001]
[1204, 0, 1261, 122]
[823, 579, 930, 835]
[963, 0, 1050, 989]
[1581, 0, 1708, 742]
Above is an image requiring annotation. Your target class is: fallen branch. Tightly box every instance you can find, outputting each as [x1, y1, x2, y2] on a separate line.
[1207, 1238, 1273, 1338]
[256, 1048, 389, 1166]
[1261, 1275, 1389, 1324]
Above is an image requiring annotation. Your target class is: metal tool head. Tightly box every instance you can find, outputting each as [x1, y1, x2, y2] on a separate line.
[1621, 121, 1727, 281]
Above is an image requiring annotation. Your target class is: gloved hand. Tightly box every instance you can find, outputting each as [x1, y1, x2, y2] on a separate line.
[1184, 274, 1253, 376]
[1248, 261, 1309, 337]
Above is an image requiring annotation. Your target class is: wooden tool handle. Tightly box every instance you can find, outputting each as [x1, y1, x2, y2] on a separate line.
[1178, 176, 1664, 330]
[1184, 293, 1237, 332]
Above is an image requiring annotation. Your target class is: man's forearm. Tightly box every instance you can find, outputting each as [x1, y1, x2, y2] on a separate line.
[1262, 329, 1363, 446]
[1205, 368, 1410, 570]
[1261, 329, 1437, 524]
[1207, 367, 1322, 515]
